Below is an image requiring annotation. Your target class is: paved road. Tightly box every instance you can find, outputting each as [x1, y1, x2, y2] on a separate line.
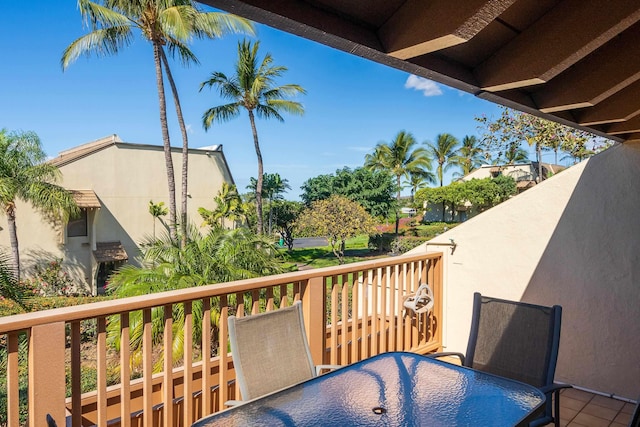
[292, 237, 328, 248]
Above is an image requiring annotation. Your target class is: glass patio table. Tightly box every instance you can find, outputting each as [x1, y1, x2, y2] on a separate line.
[192, 351, 545, 426]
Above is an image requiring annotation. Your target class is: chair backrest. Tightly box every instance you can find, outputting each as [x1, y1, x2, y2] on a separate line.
[464, 292, 562, 389]
[228, 301, 316, 401]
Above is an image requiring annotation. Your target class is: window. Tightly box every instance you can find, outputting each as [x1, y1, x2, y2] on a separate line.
[67, 209, 87, 237]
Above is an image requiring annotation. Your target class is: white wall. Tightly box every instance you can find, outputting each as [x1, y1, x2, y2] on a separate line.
[408, 142, 640, 400]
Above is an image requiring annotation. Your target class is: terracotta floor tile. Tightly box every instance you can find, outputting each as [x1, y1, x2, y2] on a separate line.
[563, 396, 590, 412]
[609, 423, 626, 427]
[563, 388, 596, 402]
[571, 413, 611, 427]
[621, 402, 636, 414]
[613, 410, 631, 424]
[590, 395, 625, 411]
[560, 407, 579, 422]
[581, 402, 619, 421]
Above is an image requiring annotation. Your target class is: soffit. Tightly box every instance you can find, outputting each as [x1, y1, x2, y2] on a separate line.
[199, 0, 640, 143]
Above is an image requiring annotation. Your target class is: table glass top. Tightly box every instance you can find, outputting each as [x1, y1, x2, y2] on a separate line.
[193, 352, 545, 426]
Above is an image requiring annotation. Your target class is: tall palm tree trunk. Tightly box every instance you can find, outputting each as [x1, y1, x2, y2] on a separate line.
[439, 163, 446, 221]
[153, 43, 177, 242]
[6, 206, 20, 279]
[537, 143, 543, 181]
[248, 111, 264, 235]
[160, 50, 188, 248]
[395, 175, 401, 235]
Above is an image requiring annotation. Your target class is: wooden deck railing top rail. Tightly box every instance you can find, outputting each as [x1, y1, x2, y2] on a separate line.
[0, 253, 439, 334]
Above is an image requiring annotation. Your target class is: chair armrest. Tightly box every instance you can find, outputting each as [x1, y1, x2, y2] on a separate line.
[539, 382, 572, 395]
[425, 352, 466, 365]
[315, 364, 342, 375]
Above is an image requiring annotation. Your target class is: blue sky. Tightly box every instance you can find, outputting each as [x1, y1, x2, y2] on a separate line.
[1, 1, 509, 200]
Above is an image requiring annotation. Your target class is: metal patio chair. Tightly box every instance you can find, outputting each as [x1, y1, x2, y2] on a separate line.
[428, 292, 571, 427]
[228, 301, 339, 404]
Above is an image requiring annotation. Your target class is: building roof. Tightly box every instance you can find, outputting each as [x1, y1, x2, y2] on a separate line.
[201, 1, 640, 144]
[93, 241, 128, 263]
[70, 190, 101, 209]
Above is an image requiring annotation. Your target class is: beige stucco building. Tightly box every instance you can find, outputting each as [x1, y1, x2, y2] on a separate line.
[410, 142, 640, 400]
[0, 134, 234, 295]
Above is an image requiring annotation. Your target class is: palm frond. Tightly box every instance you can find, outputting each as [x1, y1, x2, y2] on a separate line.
[61, 26, 133, 69]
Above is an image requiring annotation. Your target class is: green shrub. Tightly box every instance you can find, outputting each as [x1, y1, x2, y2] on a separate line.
[24, 259, 86, 297]
[392, 237, 431, 254]
[368, 233, 395, 253]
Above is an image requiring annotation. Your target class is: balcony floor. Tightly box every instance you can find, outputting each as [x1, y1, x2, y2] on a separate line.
[559, 388, 635, 427]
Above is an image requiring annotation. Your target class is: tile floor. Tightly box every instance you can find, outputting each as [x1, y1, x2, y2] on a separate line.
[558, 388, 636, 427]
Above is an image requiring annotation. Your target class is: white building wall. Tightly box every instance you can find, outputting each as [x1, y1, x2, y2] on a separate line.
[408, 142, 640, 400]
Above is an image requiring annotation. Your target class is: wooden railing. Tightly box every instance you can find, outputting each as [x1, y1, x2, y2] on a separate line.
[0, 252, 443, 427]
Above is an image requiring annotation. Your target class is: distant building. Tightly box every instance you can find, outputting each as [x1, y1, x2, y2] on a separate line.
[0, 135, 234, 295]
[460, 162, 565, 192]
[423, 162, 565, 222]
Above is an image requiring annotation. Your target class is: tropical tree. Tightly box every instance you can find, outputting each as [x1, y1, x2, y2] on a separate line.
[201, 40, 306, 235]
[424, 133, 459, 221]
[248, 173, 290, 235]
[294, 195, 376, 264]
[271, 200, 304, 250]
[300, 174, 334, 206]
[62, 0, 253, 244]
[504, 142, 530, 165]
[198, 182, 245, 229]
[451, 135, 486, 177]
[106, 224, 284, 369]
[148, 200, 168, 239]
[0, 130, 79, 279]
[365, 131, 433, 233]
[425, 133, 459, 187]
[0, 251, 28, 308]
[301, 167, 395, 219]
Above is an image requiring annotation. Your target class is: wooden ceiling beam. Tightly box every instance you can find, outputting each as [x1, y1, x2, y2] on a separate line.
[534, 23, 640, 113]
[196, 0, 383, 52]
[379, 0, 516, 60]
[476, 0, 640, 92]
[606, 116, 640, 136]
[577, 80, 640, 126]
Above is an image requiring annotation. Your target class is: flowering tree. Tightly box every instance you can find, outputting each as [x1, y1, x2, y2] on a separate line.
[294, 195, 376, 264]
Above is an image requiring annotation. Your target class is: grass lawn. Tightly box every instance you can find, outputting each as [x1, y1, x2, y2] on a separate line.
[280, 235, 385, 269]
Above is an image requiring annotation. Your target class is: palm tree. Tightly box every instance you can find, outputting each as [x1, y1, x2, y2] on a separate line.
[106, 224, 284, 369]
[408, 171, 431, 203]
[425, 133, 460, 187]
[248, 173, 291, 235]
[365, 131, 433, 234]
[148, 200, 168, 239]
[200, 40, 306, 235]
[198, 182, 245, 228]
[62, 0, 253, 244]
[504, 142, 530, 165]
[451, 135, 486, 177]
[0, 130, 78, 279]
[425, 133, 459, 221]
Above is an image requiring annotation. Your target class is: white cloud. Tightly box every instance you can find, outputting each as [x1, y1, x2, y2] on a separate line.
[404, 75, 443, 96]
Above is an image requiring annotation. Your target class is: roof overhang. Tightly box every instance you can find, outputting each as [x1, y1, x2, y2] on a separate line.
[93, 242, 128, 263]
[199, 0, 640, 143]
[71, 190, 101, 209]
